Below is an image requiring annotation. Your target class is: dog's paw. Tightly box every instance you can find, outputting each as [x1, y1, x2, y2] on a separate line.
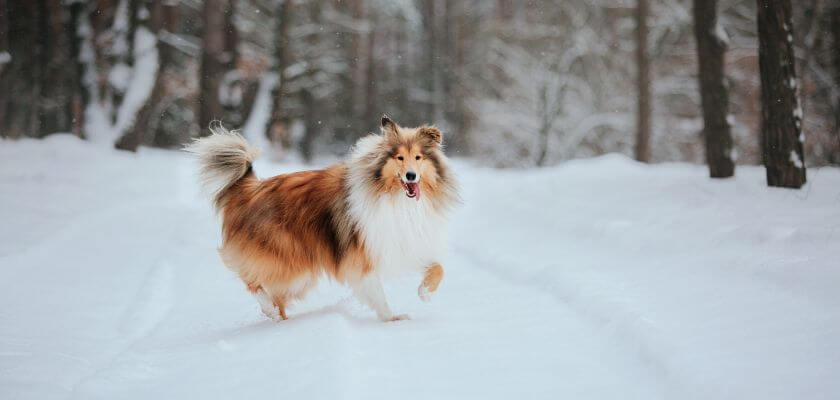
[418, 284, 432, 302]
[255, 290, 281, 320]
[259, 306, 280, 321]
[384, 313, 410, 322]
[259, 303, 280, 321]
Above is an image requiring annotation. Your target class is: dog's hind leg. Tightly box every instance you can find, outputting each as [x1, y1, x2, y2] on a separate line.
[349, 273, 407, 322]
[418, 263, 444, 302]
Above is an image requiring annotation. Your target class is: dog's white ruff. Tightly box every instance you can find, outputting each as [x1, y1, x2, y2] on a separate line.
[346, 136, 450, 280]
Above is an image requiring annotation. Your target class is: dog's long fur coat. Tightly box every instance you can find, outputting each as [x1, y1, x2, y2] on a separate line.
[186, 117, 458, 321]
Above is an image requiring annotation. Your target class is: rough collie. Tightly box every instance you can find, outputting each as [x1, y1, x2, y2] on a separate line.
[186, 116, 459, 322]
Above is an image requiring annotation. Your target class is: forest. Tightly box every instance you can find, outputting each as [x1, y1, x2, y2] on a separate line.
[1, 0, 838, 188]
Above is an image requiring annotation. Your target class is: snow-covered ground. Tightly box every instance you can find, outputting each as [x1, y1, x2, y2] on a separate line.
[1, 135, 839, 399]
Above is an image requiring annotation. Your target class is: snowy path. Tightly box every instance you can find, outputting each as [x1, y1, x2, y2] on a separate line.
[2, 136, 839, 399]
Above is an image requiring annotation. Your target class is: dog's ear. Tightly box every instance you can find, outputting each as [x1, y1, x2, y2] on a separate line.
[418, 126, 443, 146]
[381, 115, 399, 139]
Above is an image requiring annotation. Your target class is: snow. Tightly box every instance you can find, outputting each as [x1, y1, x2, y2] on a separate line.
[2, 138, 840, 399]
[107, 62, 132, 92]
[789, 150, 803, 168]
[86, 25, 160, 145]
[793, 103, 803, 120]
[110, 0, 131, 56]
[219, 71, 244, 107]
[113, 26, 159, 136]
[242, 72, 277, 149]
[713, 23, 729, 46]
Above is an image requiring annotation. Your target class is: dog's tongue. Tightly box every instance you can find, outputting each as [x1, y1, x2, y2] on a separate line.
[407, 182, 420, 201]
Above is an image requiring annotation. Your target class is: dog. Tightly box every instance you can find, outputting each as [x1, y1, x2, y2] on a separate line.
[186, 116, 459, 321]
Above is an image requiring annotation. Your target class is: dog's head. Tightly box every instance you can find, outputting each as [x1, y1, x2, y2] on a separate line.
[367, 115, 447, 201]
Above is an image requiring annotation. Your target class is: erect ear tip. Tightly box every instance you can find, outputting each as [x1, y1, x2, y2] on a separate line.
[381, 115, 393, 127]
[420, 126, 443, 144]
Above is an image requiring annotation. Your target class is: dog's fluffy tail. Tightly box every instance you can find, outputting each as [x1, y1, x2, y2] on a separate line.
[184, 124, 259, 209]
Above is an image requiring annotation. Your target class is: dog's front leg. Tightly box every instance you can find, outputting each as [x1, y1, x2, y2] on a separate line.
[350, 273, 408, 322]
[418, 263, 444, 302]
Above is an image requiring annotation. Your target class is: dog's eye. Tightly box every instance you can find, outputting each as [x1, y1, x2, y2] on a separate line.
[397, 156, 404, 161]
[415, 156, 421, 160]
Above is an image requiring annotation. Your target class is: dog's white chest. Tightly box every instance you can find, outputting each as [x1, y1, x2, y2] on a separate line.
[351, 195, 446, 278]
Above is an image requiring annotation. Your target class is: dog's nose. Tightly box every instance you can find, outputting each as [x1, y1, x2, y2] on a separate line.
[405, 171, 417, 182]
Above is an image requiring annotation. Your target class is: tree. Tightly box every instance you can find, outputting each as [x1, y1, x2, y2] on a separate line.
[363, 8, 377, 132]
[421, 0, 439, 123]
[266, 0, 294, 150]
[442, 0, 470, 155]
[635, 0, 651, 162]
[832, 5, 840, 142]
[348, 0, 366, 129]
[0, 0, 84, 139]
[198, 0, 230, 136]
[298, 1, 323, 162]
[220, 0, 247, 128]
[115, 0, 177, 151]
[0, 0, 11, 134]
[693, 0, 734, 178]
[757, 0, 806, 188]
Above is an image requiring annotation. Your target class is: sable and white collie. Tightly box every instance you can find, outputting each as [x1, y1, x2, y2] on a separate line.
[186, 116, 459, 322]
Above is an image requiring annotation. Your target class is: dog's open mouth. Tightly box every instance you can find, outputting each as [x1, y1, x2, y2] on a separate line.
[402, 181, 420, 200]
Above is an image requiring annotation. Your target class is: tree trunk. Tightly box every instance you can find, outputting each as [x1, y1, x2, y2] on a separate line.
[198, 0, 228, 136]
[363, 11, 377, 131]
[635, 0, 652, 162]
[89, 0, 116, 102]
[535, 86, 550, 166]
[757, 0, 806, 188]
[0, 0, 11, 133]
[300, 89, 317, 162]
[693, 0, 734, 178]
[298, 1, 322, 161]
[266, 0, 293, 149]
[110, 0, 139, 124]
[349, 0, 365, 125]
[1, 0, 84, 139]
[115, 0, 176, 151]
[449, 4, 471, 155]
[832, 5, 840, 146]
[68, 1, 87, 138]
[1, 1, 41, 138]
[421, 0, 437, 122]
[221, 0, 245, 127]
[441, 0, 454, 131]
[441, 0, 468, 154]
